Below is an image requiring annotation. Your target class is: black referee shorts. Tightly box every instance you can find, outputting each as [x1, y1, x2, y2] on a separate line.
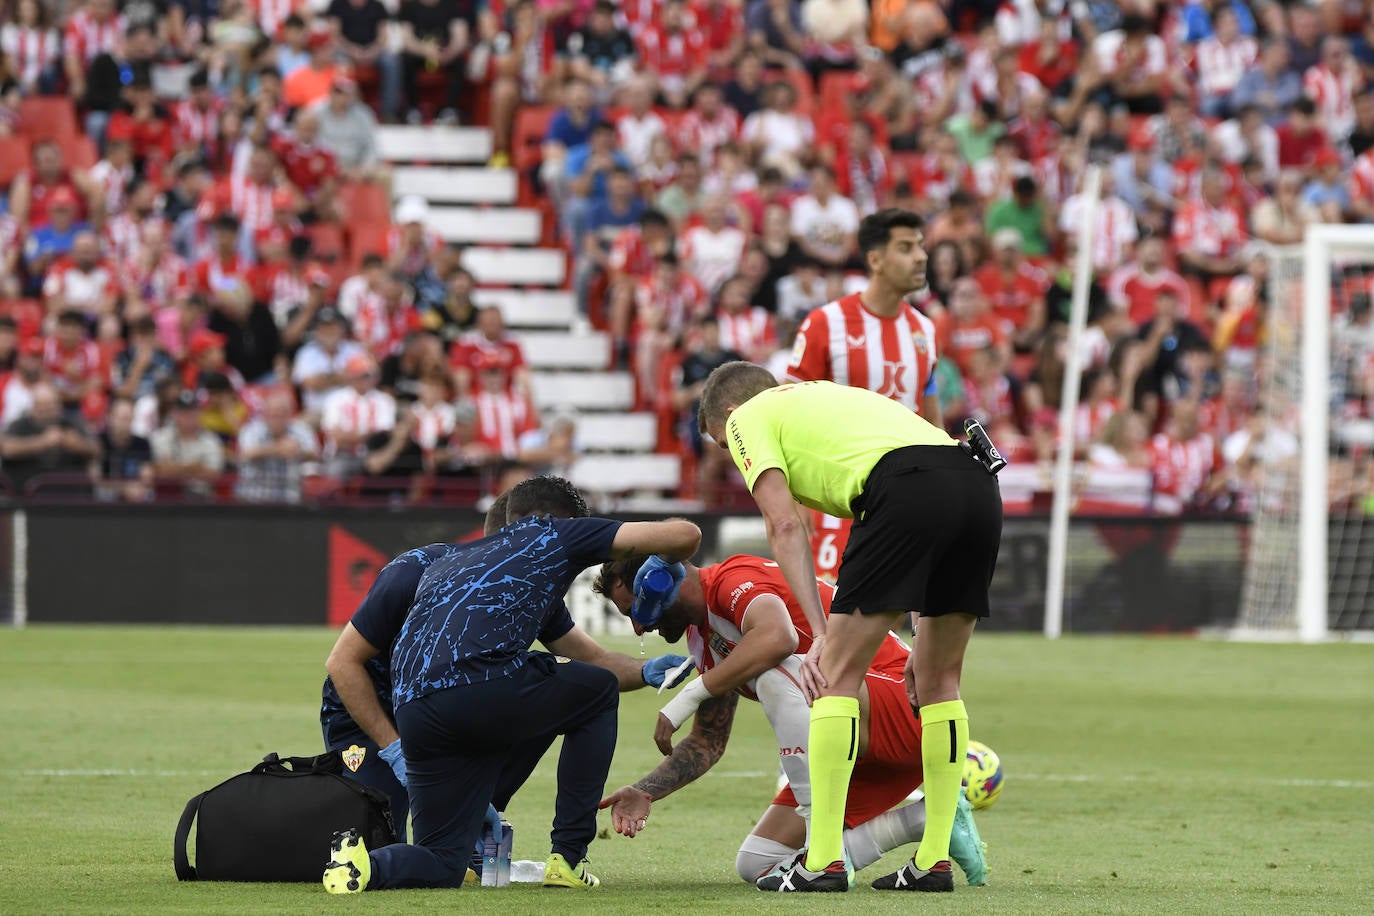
[831, 444, 1003, 618]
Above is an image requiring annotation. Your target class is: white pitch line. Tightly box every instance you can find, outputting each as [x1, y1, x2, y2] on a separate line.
[19, 769, 225, 777]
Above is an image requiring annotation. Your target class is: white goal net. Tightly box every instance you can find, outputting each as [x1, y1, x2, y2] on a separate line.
[1237, 227, 1374, 640]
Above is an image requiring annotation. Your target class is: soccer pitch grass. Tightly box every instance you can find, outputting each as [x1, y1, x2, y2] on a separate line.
[2, 628, 1372, 915]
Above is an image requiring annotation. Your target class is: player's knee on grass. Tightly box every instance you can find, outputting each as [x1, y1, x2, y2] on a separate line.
[736, 835, 798, 882]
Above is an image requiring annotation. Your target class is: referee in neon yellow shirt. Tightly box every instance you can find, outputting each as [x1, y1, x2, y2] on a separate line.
[698, 367, 1002, 893]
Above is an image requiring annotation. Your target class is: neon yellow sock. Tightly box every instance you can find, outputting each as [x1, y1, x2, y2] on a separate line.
[913, 699, 969, 870]
[803, 695, 859, 871]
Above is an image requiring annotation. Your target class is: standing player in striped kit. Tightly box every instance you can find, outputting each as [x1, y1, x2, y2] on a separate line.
[785, 209, 943, 582]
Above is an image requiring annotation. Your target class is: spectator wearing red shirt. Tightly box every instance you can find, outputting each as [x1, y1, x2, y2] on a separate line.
[1108, 236, 1195, 329]
[973, 228, 1048, 350]
[834, 120, 893, 218]
[639, 0, 707, 108]
[1173, 167, 1249, 283]
[715, 274, 775, 363]
[272, 108, 340, 220]
[1007, 90, 1061, 167]
[105, 74, 175, 179]
[448, 305, 529, 399]
[195, 215, 253, 299]
[8, 140, 88, 230]
[1302, 35, 1364, 143]
[470, 353, 539, 462]
[42, 230, 119, 321]
[354, 270, 421, 360]
[692, 0, 746, 72]
[62, 0, 124, 103]
[671, 82, 741, 168]
[1149, 399, 1221, 516]
[934, 277, 1011, 379]
[173, 68, 224, 160]
[1275, 97, 1330, 170]
[1017, 17, 1077, 94]
[44, 310, 104, 412]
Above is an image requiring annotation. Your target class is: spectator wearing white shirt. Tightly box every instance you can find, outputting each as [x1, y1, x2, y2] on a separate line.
[1193, 6, 1258, 119]
[1092, 14, 1169, 115]
[681, 194, 748, 296]
[789, 164, 860, 269]
[150, 389, 225, 498]
[1058, 168, 1138, 274]
[235, 391, 320, 503]
[615, 78, 666, 170]
[775, 255, 828, 323]
[1213, 104, 1279, 182]
[741, 81, 814, 179]
[291, 307, 366, 414]
[320, 353, 396, 477]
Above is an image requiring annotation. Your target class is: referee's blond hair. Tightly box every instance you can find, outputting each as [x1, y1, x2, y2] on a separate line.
[698, 361, 778, 437]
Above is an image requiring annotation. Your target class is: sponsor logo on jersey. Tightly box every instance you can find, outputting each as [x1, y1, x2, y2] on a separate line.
[779, 746, 806, 756]
[912, 332, 929, 355]
[728, 580, 755, 613]
[846, 334, 866, 348]
[342, 744, 366, 772]
[790, 331, 807, 365]
[709, 631, 732, 660]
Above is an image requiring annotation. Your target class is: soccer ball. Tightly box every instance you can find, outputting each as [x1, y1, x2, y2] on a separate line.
[963, 740, 1004, 809]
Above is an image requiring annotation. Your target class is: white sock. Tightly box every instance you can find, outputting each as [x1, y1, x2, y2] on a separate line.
[843, 801, 926, 871]
[736, 835, 799, 882]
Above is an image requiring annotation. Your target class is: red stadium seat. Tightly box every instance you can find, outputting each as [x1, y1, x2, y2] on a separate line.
[59, 135, 98, 170]
[349, 224, 390, 271]
[307, 222, 347, 264]
[818, 71, 853, 115]
[338, 181, 390, 226]
[512, 105, 555, 174]
[18, 96, 79, 142]
[0, 136, 31, 189]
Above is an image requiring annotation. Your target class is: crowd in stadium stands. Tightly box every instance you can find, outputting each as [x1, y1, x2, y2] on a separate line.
[1, 0, 1374, 513]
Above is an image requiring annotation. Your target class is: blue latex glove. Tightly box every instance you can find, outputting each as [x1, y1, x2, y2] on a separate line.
[484, 804, 502, 837]
[378, 739, 407, 788]
[631, 557, 686, 626]
[642, 653, 694, 688]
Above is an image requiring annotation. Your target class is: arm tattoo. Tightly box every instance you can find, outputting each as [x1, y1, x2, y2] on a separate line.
[633, 693, 739, 800]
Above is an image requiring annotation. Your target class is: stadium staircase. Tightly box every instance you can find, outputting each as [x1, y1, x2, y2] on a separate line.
[373, 125, 681, 504]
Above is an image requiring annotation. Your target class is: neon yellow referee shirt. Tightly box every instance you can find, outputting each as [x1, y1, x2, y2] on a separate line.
[723, 380, 958, 518]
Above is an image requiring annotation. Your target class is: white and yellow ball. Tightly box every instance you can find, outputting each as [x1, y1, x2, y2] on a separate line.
[963, 739, 1004, 809]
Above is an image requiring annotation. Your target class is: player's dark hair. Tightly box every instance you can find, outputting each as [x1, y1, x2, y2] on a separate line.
[857, 208, 925, 268]
[484, 489, 512, 535]
[697, 360, 778, 437]
[591, 556, 649, 599]
[505, 475, 590, 522]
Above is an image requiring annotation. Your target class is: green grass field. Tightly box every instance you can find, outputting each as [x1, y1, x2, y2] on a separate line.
[2, 627, 1372, 914]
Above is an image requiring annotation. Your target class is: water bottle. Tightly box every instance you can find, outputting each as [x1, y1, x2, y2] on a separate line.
[511, 860, 547, 883]
[496, 817, 512, 887]
[480, 824, 500, 887]
[632, 566, 676, 626]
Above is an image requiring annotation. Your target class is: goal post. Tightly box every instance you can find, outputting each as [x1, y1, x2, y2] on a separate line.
[1236, 224, 1374, 642]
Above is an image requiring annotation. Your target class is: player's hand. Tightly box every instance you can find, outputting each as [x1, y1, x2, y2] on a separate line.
[598, 786, 652, 837]
[653, 711, 680, 756]
[800, 634, 828, 704]
[642, 653, 693, 689]
[903, 648, 919, 709]
[378, 739, 408, 788]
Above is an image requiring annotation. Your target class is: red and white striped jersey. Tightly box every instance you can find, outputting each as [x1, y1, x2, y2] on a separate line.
[1303, 61, 1363, 139]
[228, 176, 278, 232]
[194, 253, 251, 296]
[635, 271, 710, 332]
[336, 273, 384, 323]
[173, 99, 224, 154]
[608, 226, 657, 279]
[321, 388, 396, 452]
[42, 258, 118, 313]
[1193, 35, 1257, 98]
[1107, 262, 1194, 326]
[965, 373, 1018, 428]
[42, 337, 103, 399]
[252, 264, 311, 327]
[1059, 193, 1138, 272]
[670, 108, 740, 165]
[787, 293, 939, 410]
[1150, 430, 1217, 515]
[124, 251, 190, 308]
[1075, 398, 1119, 443]
[88, 159, 134, 220]
[104, 211, 162, 266]
[1172, 199, 1247, 259]
[620, 0, 659, 36]
[411, 402, 457, 453]
[472, 389, 538, 459]
[63, 10, 123, 68]
[638, 25, 705, 78]
[354, 295, 419, 359]
[716, 306, 776, 362]
[1350, 149, 1374, 207]
[2, 25, 60, 89]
